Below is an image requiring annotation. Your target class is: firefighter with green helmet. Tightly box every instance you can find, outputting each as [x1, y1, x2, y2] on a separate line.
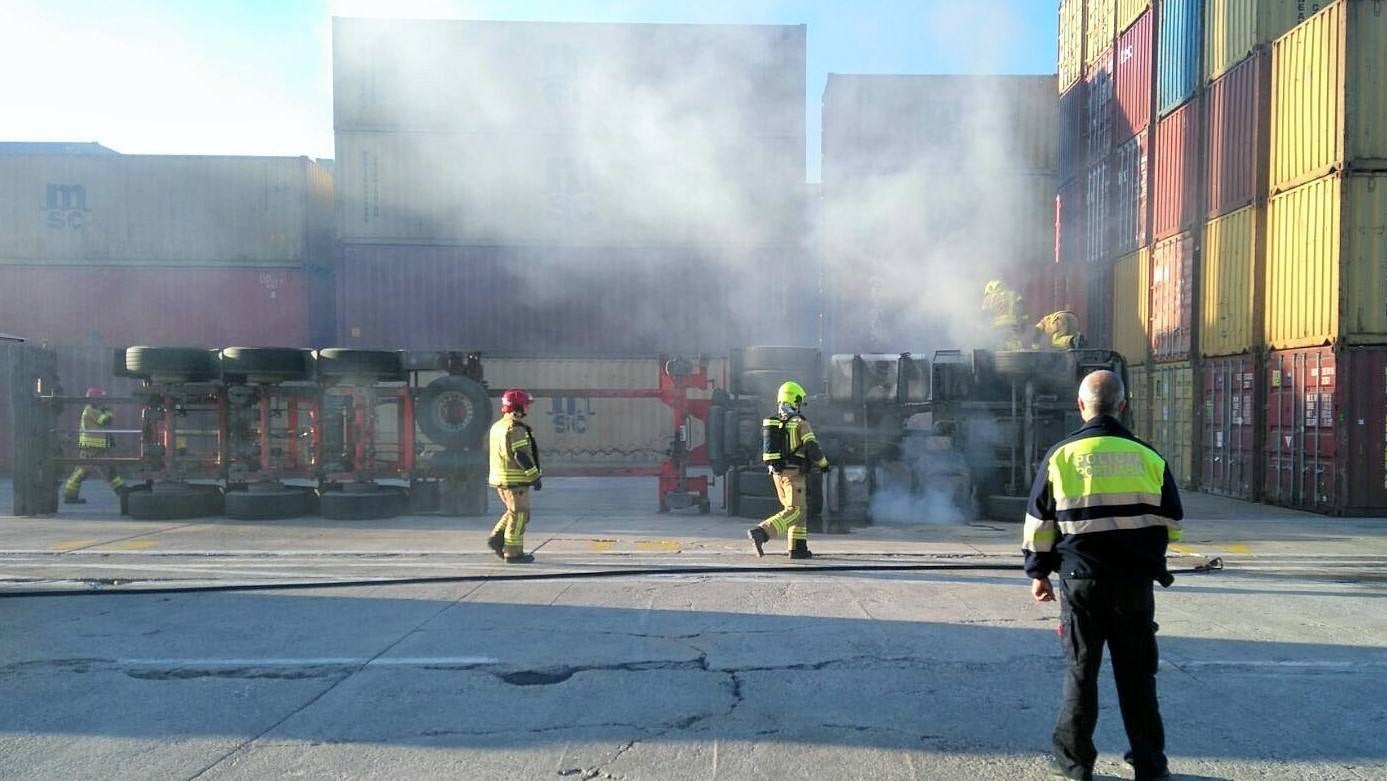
[747, 380, 829, 560]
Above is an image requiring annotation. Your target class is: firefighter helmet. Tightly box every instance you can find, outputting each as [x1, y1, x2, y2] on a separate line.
[500, 388, 533, 415]
[86, 387, 106, 399]
[776, 381, 807, 407]
[984, 280, 1003, 296]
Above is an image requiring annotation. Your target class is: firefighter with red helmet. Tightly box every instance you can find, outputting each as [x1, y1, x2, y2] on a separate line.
[486, 389, 542, 563]
[62, 387, 126, 504]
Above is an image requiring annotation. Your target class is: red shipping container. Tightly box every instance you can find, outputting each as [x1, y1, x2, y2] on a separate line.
[1202, 353, 1261, 500]
[1114, 10, 1154, 142]
[1085, 157, 1112, 264]
[0, 266, 310, 348]
[1265, 346, 1387, 515]
[1056, 177, 1087, 265]
[1086, 52, 1116, 165]
[1150, 232, 1194, 361]
[1204, 49, 1270, 219]
[1153, 95, 1202, 240]
[1023, 262, 1090, 336]
[1059, 81, 1087, 185]
[1112, 130, 1150, 255]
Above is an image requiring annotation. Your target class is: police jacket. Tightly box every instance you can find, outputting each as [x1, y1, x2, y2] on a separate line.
[1022, 415, 1183, 582]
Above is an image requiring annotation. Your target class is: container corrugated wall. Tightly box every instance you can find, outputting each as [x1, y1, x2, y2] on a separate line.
[1113, 248, 1151, 362]
[1153, 96, 1203, 239]
[1265, 173, 1387, 349]
[1113, 131, 1150, 254]
[1158, 0, 1205, 116]
[1205, 49, 1271, 218]
[1088, 264, 1115, 347]
[1059, 83, 1088, 184]
[1026, 262, 1092, 336]
[1057, 176, 1087, 264]
[1201, 205, 1264, 356]
[1151, 361, 1196, 486]
[1085, 157, 1112, 264]
[1270, 1, 1387, 192]
[1087, 54, 1116, 164]
[1060, 0, 1087, 91]
[1128, 362, 1152, 442]
[1119, 0, 1153, 35]
[1115, 10, 1155, 141]
[1202, 353, 1262, 499]
[1087, 0, 1117, 66]
[1205, 0, 1311, 82]
[1151, 231, 1195, 361]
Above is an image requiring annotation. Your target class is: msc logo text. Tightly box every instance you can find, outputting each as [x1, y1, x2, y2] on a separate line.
[44, 184, 89, 230]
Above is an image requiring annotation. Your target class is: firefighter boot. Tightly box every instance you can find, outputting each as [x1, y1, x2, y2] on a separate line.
[504, 552, 535, 564]
[746, 527, 769, 557]
[485, 531, 506, 559]
[64, 495, 87, 505]
[789, 539, 814, 560]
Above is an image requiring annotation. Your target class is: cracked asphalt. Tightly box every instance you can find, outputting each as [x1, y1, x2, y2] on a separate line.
[2, 478, 1387, 780]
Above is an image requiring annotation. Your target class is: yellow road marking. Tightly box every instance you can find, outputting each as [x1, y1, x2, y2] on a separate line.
[1224, 543, 1251, 554]
[103, 540, 158, 551]
[1169, 544, 1190, 555]
[52, 540, 99, 551]
[635, 539, 681, 552]
[590, 540, 616, 552]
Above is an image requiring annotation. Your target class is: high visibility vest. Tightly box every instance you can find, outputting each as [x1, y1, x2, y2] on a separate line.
[488, 417, 541, 487]
[983, 289, 1025, 328]
[78, 404, 114, 449]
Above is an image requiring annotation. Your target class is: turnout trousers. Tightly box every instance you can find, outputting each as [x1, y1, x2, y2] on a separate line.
[491, 486, 532, 556]
[1053, 577, 1168, 781]
[757, 469, 807, 552]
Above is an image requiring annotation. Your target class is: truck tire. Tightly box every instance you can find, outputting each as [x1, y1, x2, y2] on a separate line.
[734, 495, 782, 520]
[316, 349, 405, 383]
[127, 484, 223, 520]
[737, 468, 779, 499]
[221, 348, 315, 383]
[416, 375, 492, 449]
[738, 369, 790, 401]
[983, 494, 1029, 523]
[225, 487, 315, 521]
[125, 347, 220, 382]
[320, 487, 404, 520]
[737, 346, 823, 396]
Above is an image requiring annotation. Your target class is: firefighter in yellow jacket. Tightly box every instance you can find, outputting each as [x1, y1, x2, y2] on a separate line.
[747, 381, 829, 560]
[487, 388, 542, 564]
[63, 387, 126, 504]
[1036, 308, 1086, 350]
[982, 280, 1029, 350]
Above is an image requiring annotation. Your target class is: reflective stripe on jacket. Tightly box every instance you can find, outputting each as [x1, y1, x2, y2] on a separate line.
[488, 416, 541, 487]
[1022, 415, 1183, 581]
[78, 404, 114, 449]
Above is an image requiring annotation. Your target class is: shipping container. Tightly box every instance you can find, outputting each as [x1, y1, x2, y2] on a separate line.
[0, 266, 310, 348]
[1085, 157, 1112, 264]
[1202, 352, 1261, 500]
[1158, 0, 1205, 116]
[1201, 205, 1264, 356]
[1113, 248, 1151, 362]
[1118, 0, 1152, 35]
[1059, 82, 1088, 185]
[1153, 96, 1203, 239]
[1151, 232, 1195, 361]
[1265, 173, 1387, 349]
[1205, 0, 1310, 82]
[0, 155, 332, 266]
[1151, 361, 1196, 486]
[1087, 53, 1116, 164]
[1087, 0, 1117, 66]
[1204, 50, 1271, 218]
[1114, 10, 1155, 140]
[1057, 176, 1088, 265]
[1113, 131, 1150, 254]
[1128, 361, 1152, 441]
[1265, 345, 1387, 514]
[1270, 0, 1387, 192]
[1060, 0, 1087, 91]
[1024, 262, 1091, 338]
[1087, 263, 1115, 348]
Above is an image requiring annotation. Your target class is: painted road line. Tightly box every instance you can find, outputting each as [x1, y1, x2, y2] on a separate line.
[51, 540, 101, 551]
[109, 656, 501, 668]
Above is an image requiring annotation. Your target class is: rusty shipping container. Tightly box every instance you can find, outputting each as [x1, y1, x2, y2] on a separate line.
[1087, 0, 1117, 67]
[1205, 0, 1313, 82]
[1158, 0, 1205, 117]
[1151, 232, 1195, 362]
[1118, 0, 1152, 35]
[1057, 176, 1087, 265]
[1086, 54, 1116, 165]
[1153, 96, 1203, 240]
[1205, 50, 1271, 218]
[1202, 353, 1262, 500]
[1151, 361, 1196, 486]
[1265, 345, 1387, 514]
[0, 154, 333, 266]
[1114, 10, 1154, 141]
[1059, 0, 1087, 91]
[1059, 82, 1088, 185]
[1265, 173, 1387, 350]
[1025, 262, 1091, 337]
[1201, 205, 1265, 356]
[1128, 361, 1152, 441]
[1112, 131, 1150, 255]
[1113, 248, 1151, 363]
[1270, 1, 1387, 192]
[1085, 157, 1112, 264]
[0, 266, 311, 348]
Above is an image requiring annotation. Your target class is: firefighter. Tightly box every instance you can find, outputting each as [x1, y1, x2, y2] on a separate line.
[982, 279, 1029, 350]
[62, 387, 126, 504]
[486, 388, 542, 564]
[747, 380, 829, 560]
[1036, 308, 1086, 350]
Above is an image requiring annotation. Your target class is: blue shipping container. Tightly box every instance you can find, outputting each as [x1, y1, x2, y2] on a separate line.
[1157, 0, 1203, 116]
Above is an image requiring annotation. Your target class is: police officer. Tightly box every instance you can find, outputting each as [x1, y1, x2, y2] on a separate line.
[747, 380, 828, 560]
[486, 388, 542, 564]
[62, 387, 126, 504]
[1023, 370, 1180, 781]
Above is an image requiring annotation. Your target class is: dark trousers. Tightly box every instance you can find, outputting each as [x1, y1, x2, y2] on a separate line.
[1053, 577, 1168, 780]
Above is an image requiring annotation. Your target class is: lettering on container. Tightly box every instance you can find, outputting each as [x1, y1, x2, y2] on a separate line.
[1306, 393, 1318, 427]
[1320, 391, 1334, 428]
[548, 397, 595, 435]
[1232, 393, 1243, 425]
[43, 184, 88, 230]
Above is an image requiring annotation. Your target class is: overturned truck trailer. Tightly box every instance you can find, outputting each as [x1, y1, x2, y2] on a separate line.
[709, 347, 1132, 526]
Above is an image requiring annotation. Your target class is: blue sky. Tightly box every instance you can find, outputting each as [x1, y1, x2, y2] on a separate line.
[1, 0, 1057, 180]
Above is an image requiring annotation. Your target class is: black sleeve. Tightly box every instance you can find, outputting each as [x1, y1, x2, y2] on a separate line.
[522, 422, 541, 471]
[1022, 453, 1061, 580]
[1160, 464, 1183, 521]
[803, 439, 826, 465]
[515, 448, 536, 472]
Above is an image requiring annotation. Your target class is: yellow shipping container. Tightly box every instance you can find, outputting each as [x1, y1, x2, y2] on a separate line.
[1201, 205, 1265, 355]
[1113, 248, 1151, 362]
[1150, 361, 1195, 486]
[1086, 0, 1116, 66]
[1060, 0, 1086, 91]
[1205, 0, 1310, 82]
[1117, 0, 1151, 35]
[1127, 363, 1152, 442]
[1266, 173, 1387, 349]
[1270, 0, 1387, 192]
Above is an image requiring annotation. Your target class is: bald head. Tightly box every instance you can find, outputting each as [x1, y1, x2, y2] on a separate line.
[1078, 370, 1126, 421]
